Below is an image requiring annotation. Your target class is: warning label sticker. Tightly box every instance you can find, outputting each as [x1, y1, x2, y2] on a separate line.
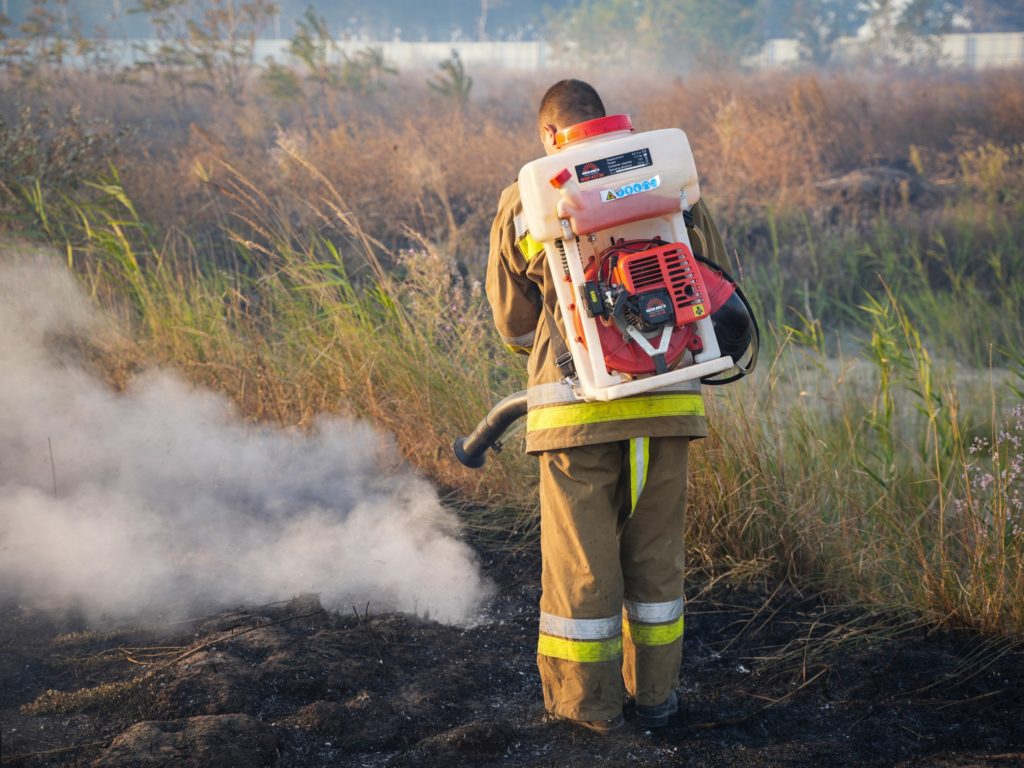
[600, 174, 661, 203]
[575, 148, 653, 183]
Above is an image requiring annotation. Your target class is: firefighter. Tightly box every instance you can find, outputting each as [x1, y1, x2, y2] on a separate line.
[485, 79, 728, 733]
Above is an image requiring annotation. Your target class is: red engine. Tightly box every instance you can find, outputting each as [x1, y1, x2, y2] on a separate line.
[573, 238, 736, 375]
[612, 241, 709, 326]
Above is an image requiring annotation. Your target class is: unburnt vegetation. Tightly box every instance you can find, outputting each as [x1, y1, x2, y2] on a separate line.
[0, 34, 1022, 643]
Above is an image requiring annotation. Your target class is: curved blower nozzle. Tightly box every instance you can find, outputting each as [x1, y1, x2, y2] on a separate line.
[452, 391, 529, 469]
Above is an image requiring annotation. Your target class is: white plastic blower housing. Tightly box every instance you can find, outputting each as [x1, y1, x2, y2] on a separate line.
[517, 114, 735, 402]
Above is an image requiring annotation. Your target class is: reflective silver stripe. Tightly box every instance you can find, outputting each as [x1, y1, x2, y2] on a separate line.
[513, 212, 528, 240]
[527, 379, 700, 409]
[632, 437, 642, 503]
[653, 375, 702, 394]
[528, 381, 578, 408]
[624, 597, 684, 624]
[501, 329, 536, 348]
[629, 436, 649, 515]
[539, 611, 621, 640]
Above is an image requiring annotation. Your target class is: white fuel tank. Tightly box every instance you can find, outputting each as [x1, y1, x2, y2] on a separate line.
[518, 115, 701, 241]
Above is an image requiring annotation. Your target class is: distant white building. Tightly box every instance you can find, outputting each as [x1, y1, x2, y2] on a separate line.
[939, 33, 1024, 68]
[53, 31, 1024, 73]
[750, 38, 801, 68]
[251, 40, 548, 72]
[752, 32, 1024, 70]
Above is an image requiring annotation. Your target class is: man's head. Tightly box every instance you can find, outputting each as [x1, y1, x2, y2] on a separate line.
[537, 79, 605, 155]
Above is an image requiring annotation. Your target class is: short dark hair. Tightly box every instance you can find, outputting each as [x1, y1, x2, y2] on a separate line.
[538, 79, 606, 129]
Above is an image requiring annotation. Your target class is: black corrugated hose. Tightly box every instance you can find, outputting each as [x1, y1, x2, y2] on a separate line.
[452, 390, 528, 469]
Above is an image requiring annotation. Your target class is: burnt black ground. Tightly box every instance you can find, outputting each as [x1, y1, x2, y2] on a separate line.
[1, 545, 1022, 768]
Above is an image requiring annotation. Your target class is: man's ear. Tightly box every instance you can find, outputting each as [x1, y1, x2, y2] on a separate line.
[539, 123, 559, 153]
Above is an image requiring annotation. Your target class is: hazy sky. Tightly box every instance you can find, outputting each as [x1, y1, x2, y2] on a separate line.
[0, 0, 558, 41]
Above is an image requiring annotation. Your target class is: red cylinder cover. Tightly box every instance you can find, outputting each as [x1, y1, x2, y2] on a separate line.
[573, 243, 736, 375]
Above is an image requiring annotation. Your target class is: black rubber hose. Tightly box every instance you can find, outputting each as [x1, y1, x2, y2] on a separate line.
[695, 254, 761, 386]
[453, 390, 529, 469]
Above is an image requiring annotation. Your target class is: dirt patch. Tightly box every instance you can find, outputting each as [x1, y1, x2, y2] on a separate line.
[1, 548, 1022, 767]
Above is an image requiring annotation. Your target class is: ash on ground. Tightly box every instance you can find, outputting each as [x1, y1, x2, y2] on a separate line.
[1, 547, 1022, 768]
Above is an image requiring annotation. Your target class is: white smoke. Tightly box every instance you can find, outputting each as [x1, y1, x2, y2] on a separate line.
[0, 252, 490, 624]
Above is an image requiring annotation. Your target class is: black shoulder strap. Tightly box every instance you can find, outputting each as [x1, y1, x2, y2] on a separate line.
[543, 304, 577, 379]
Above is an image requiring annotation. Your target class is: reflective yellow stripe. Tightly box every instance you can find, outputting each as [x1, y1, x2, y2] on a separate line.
[624, 616, 685, 647]
[527, 394, 704, 432]
[629, 437, 650, 516]
[538, 633, 623, 663]
[517, 232, 545, 261]
[504, 344, 532, 355]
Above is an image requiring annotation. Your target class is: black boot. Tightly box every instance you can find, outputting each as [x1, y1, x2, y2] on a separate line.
[636, 689, 678, 728]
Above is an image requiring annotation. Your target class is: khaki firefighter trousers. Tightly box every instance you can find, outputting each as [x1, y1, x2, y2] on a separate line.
[536, 436, 689, 722]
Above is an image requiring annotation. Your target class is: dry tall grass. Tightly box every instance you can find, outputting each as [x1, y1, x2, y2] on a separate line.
[8, 68, 1023, 267]
[2, 65, 1023, 633]
[9, 67, 1020, 363]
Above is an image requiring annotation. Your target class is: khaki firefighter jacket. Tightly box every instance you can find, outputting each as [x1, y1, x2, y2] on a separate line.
[486, 181, 728, 454]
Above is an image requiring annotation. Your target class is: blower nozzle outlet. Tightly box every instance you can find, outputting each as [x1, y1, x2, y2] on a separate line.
[452, 391, 528, 469]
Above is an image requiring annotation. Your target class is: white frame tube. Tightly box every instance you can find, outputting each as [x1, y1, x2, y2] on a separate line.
[543, 216, 733, 402]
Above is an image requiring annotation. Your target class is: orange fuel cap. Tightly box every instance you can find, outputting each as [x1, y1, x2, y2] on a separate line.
[554, 114, 633, 148]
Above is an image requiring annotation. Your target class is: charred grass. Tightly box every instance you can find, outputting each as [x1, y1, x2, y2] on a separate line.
[1, 555, 1022, 767]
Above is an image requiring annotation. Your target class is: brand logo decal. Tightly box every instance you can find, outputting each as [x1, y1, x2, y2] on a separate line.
[600, 174, 661, 203]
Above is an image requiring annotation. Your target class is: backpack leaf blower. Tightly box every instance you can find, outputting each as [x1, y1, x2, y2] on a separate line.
[454, 115, 758, 468]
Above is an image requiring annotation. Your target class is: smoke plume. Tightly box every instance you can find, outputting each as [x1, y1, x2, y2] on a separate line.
[0, 252, 490, 624]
